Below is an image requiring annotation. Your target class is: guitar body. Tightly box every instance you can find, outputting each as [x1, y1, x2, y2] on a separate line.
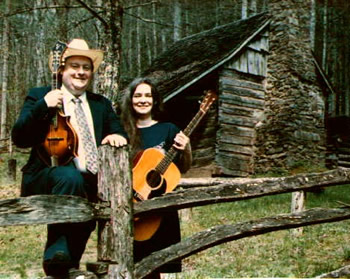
[133, 215, 162, 241]
[133, 148, 181, 241]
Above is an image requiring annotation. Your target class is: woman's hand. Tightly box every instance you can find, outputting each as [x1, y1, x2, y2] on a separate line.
[102, 134, 128, 147]
[173, 131, 190, 150]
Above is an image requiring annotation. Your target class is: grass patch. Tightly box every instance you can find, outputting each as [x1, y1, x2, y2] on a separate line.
[180, 185, 350, 277]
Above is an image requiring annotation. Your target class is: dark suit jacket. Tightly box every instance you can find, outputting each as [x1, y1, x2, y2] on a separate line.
[12, 86, 126, 196]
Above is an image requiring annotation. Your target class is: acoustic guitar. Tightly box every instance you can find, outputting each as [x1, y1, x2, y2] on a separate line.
[133, 90, 217, 241]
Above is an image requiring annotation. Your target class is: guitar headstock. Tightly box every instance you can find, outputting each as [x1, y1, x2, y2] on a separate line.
[50, 41, 67, 74]
[200, 90, 218, 113]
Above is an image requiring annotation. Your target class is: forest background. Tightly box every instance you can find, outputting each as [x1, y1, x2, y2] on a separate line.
[1, 0, 350, 278]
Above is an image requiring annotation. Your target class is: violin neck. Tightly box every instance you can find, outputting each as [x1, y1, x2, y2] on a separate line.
[51, 72, 64, 114]
[51, 73, 62, 126]
[52, 73, 59, 90]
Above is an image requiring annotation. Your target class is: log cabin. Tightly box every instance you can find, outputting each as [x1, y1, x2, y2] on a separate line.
[140, 13, 270, 177]
[132, 9, 328, 177]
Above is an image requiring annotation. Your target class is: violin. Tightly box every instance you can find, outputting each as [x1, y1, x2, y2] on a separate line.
[37, 41, 78, 167]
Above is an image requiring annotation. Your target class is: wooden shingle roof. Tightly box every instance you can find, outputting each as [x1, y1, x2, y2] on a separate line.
[142, 12, 270, 102]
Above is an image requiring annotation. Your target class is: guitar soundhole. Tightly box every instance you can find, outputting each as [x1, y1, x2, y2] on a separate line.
[146, 170, 167, 199]
[146, 170, 162, 188]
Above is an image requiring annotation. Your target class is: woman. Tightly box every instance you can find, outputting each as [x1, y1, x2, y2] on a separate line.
[121, 77, 192, 278]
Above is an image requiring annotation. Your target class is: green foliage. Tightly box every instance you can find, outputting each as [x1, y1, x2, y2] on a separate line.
[342, 245, 350, 261]
[287, 160, 327, 175]
[254, 160, 327, 178]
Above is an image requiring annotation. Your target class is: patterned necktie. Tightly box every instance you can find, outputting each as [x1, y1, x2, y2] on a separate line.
[72, 98, 99, 174]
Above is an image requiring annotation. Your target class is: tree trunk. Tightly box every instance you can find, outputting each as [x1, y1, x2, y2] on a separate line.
[152, 1, 157, 59]
[173, 0, 181, 41]
[310, 0, 316, 50]
[34, 0, 46, 86]
[136, 4, 141, 76]
[242, 0, 248, 19]
[1, 0, 10, 140]
[97, 0, 123, 101]
[54, 0, 70, 41]
[92, 0, 104, 93]
[250, 0, 257, 16]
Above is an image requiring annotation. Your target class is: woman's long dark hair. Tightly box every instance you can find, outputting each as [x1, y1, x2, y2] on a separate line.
[120, 77, 163, 156]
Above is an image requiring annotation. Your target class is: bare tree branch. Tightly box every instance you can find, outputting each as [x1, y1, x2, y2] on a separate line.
[74, 0, 108, 29]
[124, 11, 186, 30]
[0, 3, 105, 18]
[124, 1, 159, 10]
[68, 14, 101, 32]
[0, 4, 81, 18]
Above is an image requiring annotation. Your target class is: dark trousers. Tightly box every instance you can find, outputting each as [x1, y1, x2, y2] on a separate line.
[22, 164, 97, 269]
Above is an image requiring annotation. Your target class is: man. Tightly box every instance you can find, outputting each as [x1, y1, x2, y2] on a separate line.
[12, 39, 127, 277]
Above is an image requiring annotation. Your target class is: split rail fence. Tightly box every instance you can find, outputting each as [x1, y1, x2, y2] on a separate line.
[1, 145, 350, 278]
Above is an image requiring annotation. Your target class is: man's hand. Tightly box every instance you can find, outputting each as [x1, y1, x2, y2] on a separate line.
[102, 134, 128, 147]
[44, 89, 63, 108]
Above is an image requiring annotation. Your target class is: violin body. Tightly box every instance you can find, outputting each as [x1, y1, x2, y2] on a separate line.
[37, 109, 79, 166]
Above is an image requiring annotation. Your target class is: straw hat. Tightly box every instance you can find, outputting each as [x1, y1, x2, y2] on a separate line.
[49, 38, 104, 73]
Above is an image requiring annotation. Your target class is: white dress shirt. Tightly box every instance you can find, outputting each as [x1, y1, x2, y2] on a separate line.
[61, 85, 97, 172]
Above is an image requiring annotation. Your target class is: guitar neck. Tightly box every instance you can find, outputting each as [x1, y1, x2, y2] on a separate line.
[156, 109, 206, 174]
[183, 108, 206, 137]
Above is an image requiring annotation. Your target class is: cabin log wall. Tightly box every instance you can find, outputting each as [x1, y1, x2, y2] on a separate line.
[190, 109, 218, 168]
[215, 34, 268, 176]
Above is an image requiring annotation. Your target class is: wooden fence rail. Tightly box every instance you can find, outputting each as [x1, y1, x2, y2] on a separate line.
[1, 145, 350, 278]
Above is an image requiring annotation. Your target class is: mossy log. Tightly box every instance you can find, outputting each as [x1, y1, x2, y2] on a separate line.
[316, 264, 350, 278]
[134, 167, 350, 216]
[0, 195, 110, 226]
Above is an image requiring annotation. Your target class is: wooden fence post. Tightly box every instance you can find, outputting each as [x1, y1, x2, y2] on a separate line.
[96, 145, 134, 278]
[7, 137, 16, 182]
[291, 191, 306, 236]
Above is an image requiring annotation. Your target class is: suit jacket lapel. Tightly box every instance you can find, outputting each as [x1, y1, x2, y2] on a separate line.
[86, 92, 102, 144]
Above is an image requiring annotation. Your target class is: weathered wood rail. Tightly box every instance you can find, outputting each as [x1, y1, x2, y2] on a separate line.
[1, 146, 350, 278]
